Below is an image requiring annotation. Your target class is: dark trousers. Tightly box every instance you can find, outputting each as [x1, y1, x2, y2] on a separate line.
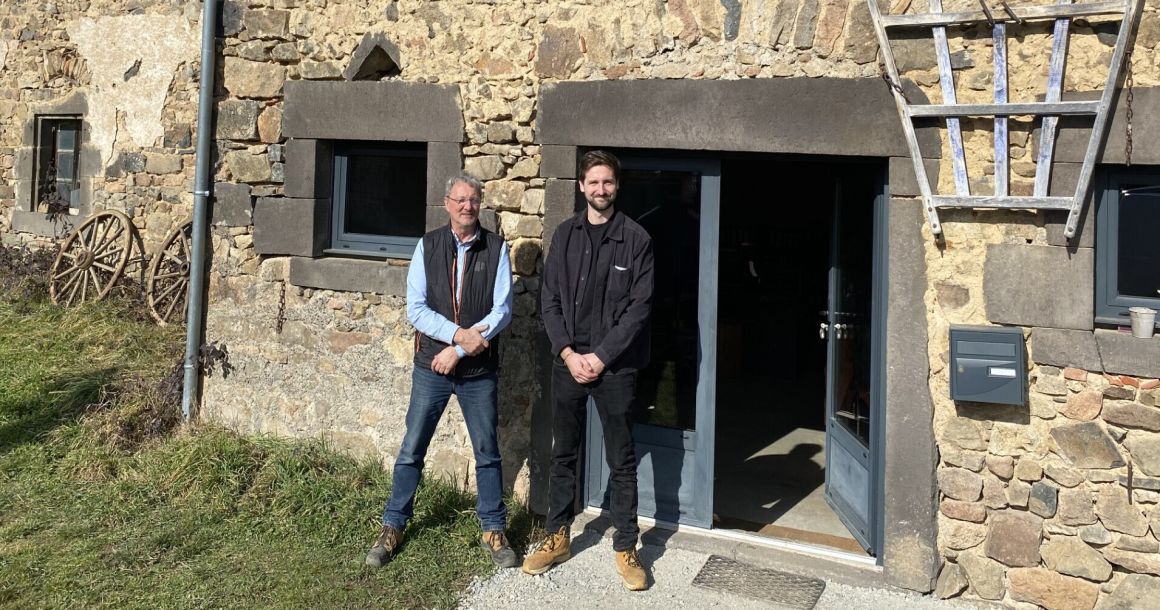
[546, 361, 640, 552]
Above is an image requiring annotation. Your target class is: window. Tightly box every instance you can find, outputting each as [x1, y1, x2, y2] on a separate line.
[1095, 167, 1160, 326]
[33, 116, 82, 212]
[330, 141, 427, 258]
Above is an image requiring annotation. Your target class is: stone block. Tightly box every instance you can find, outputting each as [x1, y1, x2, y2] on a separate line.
[537, 78, 938, 158]
[985, 454, 1015, 479]
[540, 145, 577, 179]
[942, 416, 986, 451]
[1094, 330, 1160, 379]
[145, 153, 182, 174]
[1078, 523, 1111, 545]
[1125, 433, 1160, 478]
[427, 141, 463, 205]
[509, 238, 541, 277]
[883, 198, 938, 593]
[957, 552, 1005, 600]
[212, 182, 253, 226]
[1044, 165, 1095, 248]
[1101, 547, 1160, 576]
[288, 256, 407, 296]
[1114, 535, 1158, 553]
[888, 156, 940, 198]
[1007, 479, 1032, 507]
[984, 244, 1093, 330]
[283, 139, 333, 199]
[9, 209, 73, 238]
[465, 155, 504, 181]
[223, 149, 271, 183]
[534, 25, 581, 79]
[1032, 328, 1102, 372]
[1008, 567, 1099, 610]
[938, 467, 983, 502]
[1014, 458, 1043, 481]
[1103, 403, 1160, 431]
[283, 81, 462, 142]
[543, 179, 579, 256]
[485, 181, 526, 212]
[253, 197, 327, 257]
[940, 499, 986, 523]
[222, 57, 286, 98]
[216, 99, 260, 140]
[1060, 390, 1103, 421]
[242, 9, 290, 39]
[1045, 88, 1160, 166]
[934, 563, 967, 599]
[1095, 574, 1160, 610]
[1042, 535, 1113, 582]
[1044, 462, 1085, 487]
[1029, 481, 1059, 518]
[1096, 487, 1149, 536]
[984, 511, 1043, 567]
[1050, 421, 1124, 469]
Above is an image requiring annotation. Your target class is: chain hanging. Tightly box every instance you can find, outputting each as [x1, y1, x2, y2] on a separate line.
[276, 280, 286, 334]
[1125, 50, 1134, 166]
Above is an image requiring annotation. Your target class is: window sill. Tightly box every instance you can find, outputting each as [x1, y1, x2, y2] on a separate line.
[323, 247, 412, 261]
[287, 256, 408, 296]
[9, 209, 82, 238]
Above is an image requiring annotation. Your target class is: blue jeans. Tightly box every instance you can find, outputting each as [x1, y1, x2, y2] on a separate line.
[381, 366, 507, 532]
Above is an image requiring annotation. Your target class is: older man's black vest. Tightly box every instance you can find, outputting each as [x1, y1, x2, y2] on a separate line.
[414, 226, 503, 377]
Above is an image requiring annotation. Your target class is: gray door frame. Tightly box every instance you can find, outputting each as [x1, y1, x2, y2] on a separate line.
[584, 157, 720, 528]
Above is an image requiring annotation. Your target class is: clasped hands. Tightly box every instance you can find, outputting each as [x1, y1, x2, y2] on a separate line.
[563, 349, 604, 384]
[431, 324, 490, 375]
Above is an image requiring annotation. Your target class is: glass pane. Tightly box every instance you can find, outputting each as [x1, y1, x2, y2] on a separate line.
[830, 186, 875, 446]
[1116, 191, 1160, 299]
[343, 153, 426, 238]
[617, 168, 701, 431]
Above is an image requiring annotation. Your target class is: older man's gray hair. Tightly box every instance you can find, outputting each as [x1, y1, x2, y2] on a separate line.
[445, 173, 483, 199]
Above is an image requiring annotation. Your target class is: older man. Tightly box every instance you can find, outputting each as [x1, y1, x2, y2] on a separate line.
[366, 173, 517, 569]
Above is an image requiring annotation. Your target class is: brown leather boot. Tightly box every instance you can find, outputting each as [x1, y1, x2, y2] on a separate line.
[365, 524, 404, 568]
[615, 548, 648, 591]
[521, 526, 571, 575]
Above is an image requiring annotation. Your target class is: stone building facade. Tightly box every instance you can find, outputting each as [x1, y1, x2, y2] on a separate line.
[3, 0, 1160, 607]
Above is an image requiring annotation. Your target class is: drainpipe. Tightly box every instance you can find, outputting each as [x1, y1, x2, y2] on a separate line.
[182, 0, 219, 420]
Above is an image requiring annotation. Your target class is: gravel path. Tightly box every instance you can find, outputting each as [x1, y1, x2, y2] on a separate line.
[458, 531, 988, 610]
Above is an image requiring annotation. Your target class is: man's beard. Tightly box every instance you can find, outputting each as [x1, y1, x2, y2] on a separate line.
[586, 194, 615, 212]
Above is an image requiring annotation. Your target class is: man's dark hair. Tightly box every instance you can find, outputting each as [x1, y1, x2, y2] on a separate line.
[578, 150, 620, 182]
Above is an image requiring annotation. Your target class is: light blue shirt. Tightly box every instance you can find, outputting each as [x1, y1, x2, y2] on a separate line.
[406, 229, 513, 358]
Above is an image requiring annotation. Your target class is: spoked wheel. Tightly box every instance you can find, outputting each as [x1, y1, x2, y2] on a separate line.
[146, 220, 193, 325]
[49, 210, 135, 306]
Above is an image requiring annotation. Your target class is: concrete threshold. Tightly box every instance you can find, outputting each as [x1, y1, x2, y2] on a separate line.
[576, 508, 889, 591]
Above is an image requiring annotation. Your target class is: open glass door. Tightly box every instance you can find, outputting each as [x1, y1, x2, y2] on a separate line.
[585, 158, 720, 528]
[822, 174, 882, 553]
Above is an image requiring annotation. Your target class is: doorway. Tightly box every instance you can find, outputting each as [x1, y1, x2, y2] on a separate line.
[713, 158, 883, 554]
[582, 153, 885, 557]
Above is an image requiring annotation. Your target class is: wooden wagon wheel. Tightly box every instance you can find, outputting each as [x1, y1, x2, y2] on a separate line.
[146, 220, 193, 325]
[48, 210, 135, 307]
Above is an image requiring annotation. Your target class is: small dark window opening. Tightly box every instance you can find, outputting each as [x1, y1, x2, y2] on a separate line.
[1095, 167, 1160, 327]
[330, 141, 426, 258]
[34, 116, 82, 213]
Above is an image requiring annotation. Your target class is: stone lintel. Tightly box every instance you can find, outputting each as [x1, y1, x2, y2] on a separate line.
[538, 78, 938, 159]
[540, 145, 578, 179]
[288, 256, 407, 296]
[883, 197, 939, 593]
[984, 244, 1094, 330]
[253, 197, 328, 257]
[283, 80, 463, 142]
[1031, 327, 1103, 372]
[1094, 330, 1160, 379]
[283, 138, 334, 199]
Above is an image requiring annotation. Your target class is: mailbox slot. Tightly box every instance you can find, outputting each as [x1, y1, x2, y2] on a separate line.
[950, 326, 1026, 406]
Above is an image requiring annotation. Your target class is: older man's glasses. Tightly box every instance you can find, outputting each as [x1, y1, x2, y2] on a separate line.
[446, 196, 481, 206]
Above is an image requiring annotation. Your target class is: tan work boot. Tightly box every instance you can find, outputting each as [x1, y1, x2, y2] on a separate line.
[521, 526, 571, 575]
[615, 548, 648, 591]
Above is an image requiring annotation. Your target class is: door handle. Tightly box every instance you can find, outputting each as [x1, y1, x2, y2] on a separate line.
[819, 322, 828, 339]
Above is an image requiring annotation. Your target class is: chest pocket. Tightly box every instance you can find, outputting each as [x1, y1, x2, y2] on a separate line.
[607, 261, 633, 302]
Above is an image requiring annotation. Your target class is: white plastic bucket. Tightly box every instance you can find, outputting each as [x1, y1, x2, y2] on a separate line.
[1129, 307, 1157, 338]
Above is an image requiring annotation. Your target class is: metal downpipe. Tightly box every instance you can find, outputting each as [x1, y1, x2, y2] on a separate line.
[182, 0, 219, 420]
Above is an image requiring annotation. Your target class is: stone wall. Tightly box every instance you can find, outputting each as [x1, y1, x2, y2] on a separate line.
[5, 0, 1160, 605]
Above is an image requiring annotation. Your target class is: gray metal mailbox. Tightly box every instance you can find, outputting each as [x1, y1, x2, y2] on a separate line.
[950, 325, 1026, 406]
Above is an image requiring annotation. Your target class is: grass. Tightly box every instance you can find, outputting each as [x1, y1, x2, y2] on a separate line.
[0, 299, 532, 609]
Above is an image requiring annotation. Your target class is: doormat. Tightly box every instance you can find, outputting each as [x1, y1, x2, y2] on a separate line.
[691, 555, 825, 609]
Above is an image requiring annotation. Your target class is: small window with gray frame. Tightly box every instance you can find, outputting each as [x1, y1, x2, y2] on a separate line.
[329, 141, 427, 258]
[33, 116, 82, 213]
[1095, 166, 1160, 328]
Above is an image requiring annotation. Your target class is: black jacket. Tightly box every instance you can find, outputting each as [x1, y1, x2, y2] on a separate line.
[541, 210, 654, 373]
[414, 226, 503, 377]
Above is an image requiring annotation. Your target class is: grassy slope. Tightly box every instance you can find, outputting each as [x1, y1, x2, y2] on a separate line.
[0, 301, 528, 609]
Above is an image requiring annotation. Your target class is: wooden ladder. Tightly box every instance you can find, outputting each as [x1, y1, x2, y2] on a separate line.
[867, 0, 1144, 238]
